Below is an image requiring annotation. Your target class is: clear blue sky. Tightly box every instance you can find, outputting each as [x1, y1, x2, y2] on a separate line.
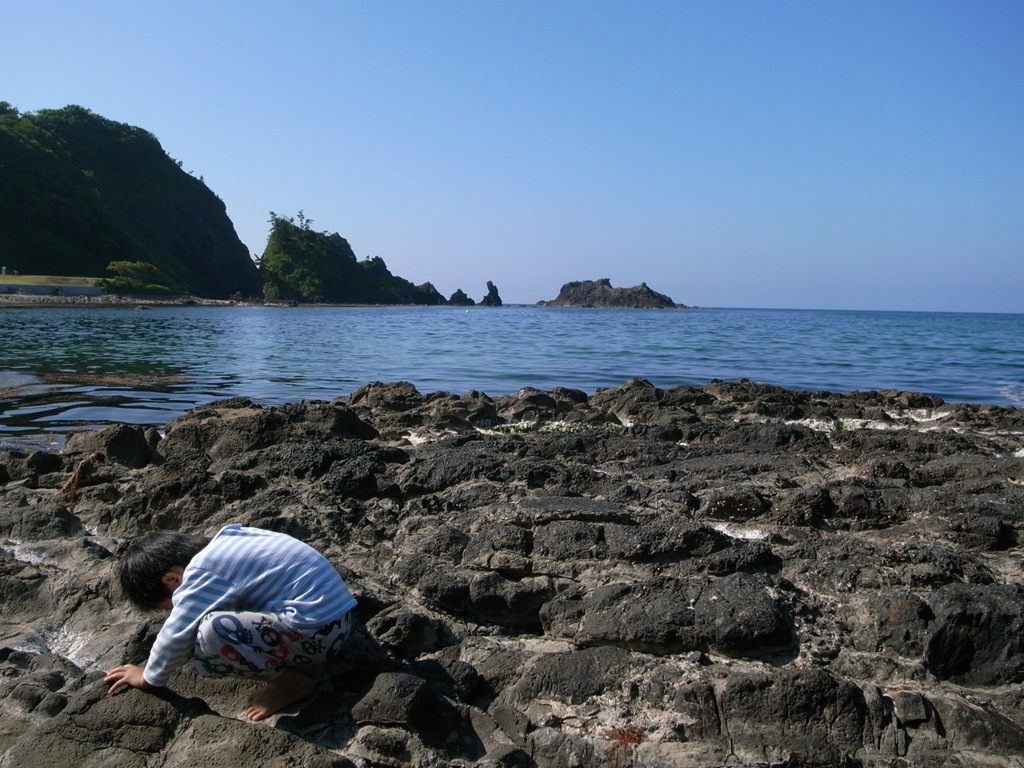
[3, 1, 1022, 311]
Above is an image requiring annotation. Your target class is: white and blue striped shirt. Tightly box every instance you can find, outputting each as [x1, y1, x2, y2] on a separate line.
[143, 524, 356, 687]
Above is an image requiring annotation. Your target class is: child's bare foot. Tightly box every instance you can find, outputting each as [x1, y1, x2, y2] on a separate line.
[244, 669, 316, 721]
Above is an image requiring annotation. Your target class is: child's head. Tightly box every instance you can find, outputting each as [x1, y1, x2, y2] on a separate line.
[118, 531, 210, 609]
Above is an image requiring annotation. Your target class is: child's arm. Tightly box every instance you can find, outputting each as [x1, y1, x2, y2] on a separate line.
[142, 567, 239, 686]
[106, 567, 238, 693]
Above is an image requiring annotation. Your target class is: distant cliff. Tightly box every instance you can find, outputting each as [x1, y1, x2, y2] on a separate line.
[0, 103, 260, 299]
[537, 278, 687, 308]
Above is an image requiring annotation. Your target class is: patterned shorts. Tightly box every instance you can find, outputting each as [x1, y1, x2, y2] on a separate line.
[192, 610, 352, 680]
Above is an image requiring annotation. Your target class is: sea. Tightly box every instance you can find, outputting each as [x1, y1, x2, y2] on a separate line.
[1, 305, 1021, 449]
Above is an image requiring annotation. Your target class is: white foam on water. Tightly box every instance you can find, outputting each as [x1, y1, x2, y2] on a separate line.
[788, 408, 959, 435]
[18, 625, 96, 671]
[46, 625, 96, 670]
[406, 429, 459, 445]
[12, 637, 48, 658]
[889, 408, 950, 423]
[996, 383, 1024, 407]
[787, 418, 900, 433]
[709, 522, 769, 541]
[478, 420, 593, 437]
[6, 540, 46, 564]
[786, 418, 835, 433]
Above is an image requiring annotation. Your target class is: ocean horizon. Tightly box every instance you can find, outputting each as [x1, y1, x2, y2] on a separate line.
[1, 304, 1021, 449]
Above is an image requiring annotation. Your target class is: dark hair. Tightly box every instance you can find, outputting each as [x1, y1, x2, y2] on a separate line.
[118, 531, 210, 610]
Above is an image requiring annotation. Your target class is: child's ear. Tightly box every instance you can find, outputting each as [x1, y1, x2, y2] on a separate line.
[161, 566, 185, 589]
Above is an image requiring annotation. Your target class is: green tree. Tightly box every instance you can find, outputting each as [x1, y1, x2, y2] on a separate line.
[100, 260, 178, 295]
[258, 213, 357, 301]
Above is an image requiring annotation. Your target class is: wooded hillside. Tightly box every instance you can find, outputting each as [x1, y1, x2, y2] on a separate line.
[0, 103, 260, 298]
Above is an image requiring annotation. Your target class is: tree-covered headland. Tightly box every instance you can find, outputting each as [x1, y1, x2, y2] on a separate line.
[0, 103, 260, 298]
[0, 103, 501, 305]
[259, 212, 446, 304]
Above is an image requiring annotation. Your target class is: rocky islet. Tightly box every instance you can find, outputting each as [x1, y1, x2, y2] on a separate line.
[536, 279, 686, 308]
[1, 379, 1023, 766]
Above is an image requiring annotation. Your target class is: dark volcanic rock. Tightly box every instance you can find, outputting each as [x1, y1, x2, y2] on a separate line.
[63, 423, 156, 469]
[448, 289, 475, 306]
[479, 280, 503, 307]
[719, 668, 868, 765]
[413, 281, 448, 305]
[2, 378, 1024, 767]
[536, 278, 687, 308]
[924, 582, 1024, 685]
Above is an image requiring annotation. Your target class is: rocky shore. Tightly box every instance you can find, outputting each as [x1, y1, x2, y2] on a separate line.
[2, 379, 1023, 767]
[0, 292, 237, 308]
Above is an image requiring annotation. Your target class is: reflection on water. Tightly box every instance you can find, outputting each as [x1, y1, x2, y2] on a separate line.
[1, 305, 1022, 449]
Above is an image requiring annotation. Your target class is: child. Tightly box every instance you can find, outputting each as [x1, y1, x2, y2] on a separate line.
[104, 524, 357, 721]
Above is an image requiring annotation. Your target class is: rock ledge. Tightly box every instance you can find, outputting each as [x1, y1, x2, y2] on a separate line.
[2, 378, 1023, 767]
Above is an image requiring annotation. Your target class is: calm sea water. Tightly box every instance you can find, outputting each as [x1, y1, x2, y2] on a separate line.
[1, 305, 1021, 448]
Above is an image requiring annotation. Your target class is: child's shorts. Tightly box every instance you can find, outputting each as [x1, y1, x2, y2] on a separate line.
[192, 610, 352, 680]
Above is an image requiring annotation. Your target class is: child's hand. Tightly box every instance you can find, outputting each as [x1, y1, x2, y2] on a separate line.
[104, 664, 154, 694]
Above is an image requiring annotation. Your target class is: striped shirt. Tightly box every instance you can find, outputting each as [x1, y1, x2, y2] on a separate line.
[142, 524, 357, 687]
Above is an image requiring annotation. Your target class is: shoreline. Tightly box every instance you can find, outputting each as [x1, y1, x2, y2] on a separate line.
[2, 379, 1024, 765]
[0, 291, 704, 310]
[0, 293, 507, 309]
[0, 292, 239, 308]
[1, 374, 1020, 455]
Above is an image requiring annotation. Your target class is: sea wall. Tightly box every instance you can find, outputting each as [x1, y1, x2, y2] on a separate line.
[1, 379, 1023, 767]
